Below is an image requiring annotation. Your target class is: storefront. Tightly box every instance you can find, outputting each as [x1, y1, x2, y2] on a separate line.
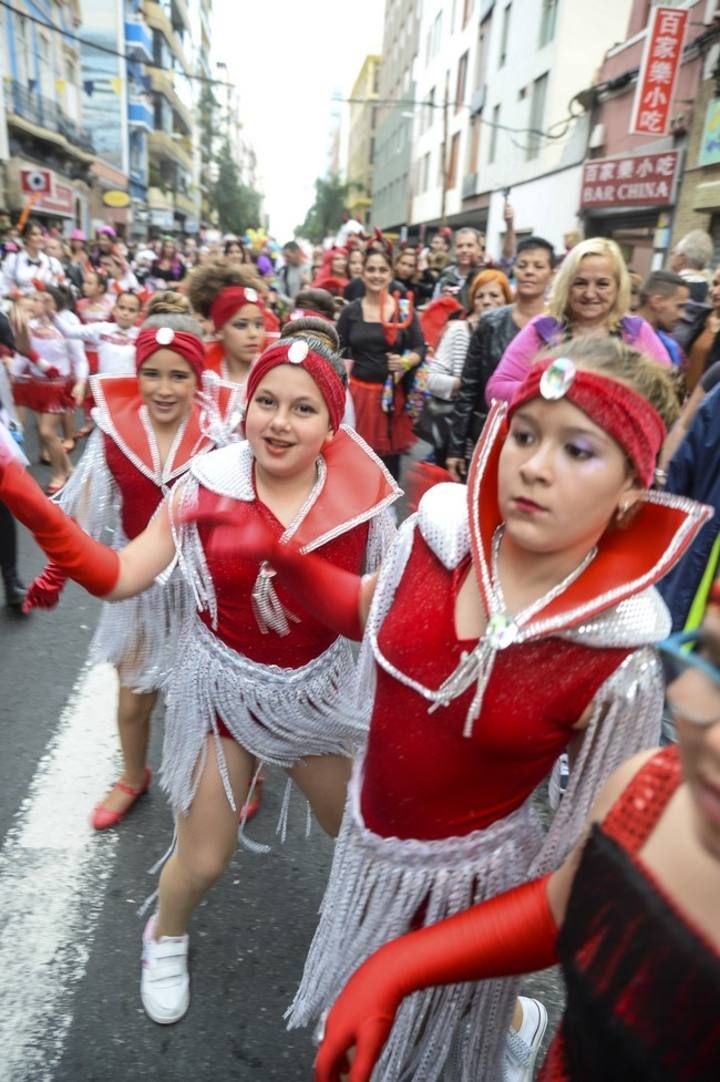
[5, 159, 87, 233]
[580, 150, 681, 277]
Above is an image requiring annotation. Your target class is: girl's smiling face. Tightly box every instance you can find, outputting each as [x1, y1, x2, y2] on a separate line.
[221, 303, 265, 366]
[244, 364, 332, 480]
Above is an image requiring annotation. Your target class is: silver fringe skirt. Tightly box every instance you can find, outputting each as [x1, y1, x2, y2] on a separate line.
[287, 757, 545, 1081]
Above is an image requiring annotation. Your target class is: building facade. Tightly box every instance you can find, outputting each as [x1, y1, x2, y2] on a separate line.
[371, 0, 420, 231]
[579, 0, 716, 276]
[144, 0, 196, 236]
[346, 54, 381, 224]
[1, 0, 94, 232]
[410, 0, 631, 257]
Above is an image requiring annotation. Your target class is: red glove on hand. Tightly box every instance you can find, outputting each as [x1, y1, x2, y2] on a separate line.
[315, 875, 558, 1082]
[23, 562, 68, 612]
[0, 457, 119, 597]
[184, 499, 364, 641]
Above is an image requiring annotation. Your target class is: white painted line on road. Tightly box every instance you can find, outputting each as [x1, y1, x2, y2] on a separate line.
[0, 663, 121, 1082]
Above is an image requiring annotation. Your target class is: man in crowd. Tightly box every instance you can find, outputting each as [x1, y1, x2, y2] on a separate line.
[277, 241, 308, 302]
[636, 270, 689, 366]
[433, 228, 487, 308]
[669, 229, 714, 303]
[445, 235, 555, 480]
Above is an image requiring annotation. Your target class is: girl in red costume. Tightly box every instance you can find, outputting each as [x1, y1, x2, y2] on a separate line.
[23, 299, 231, 831]
[219, 336, 707, 1081]
[188, 260, 273, 391]
[339, 240, 425, 482]
[0, 328, 400, 1026]
[10, 288, 87, 493]
[316, 592, 720, 1082]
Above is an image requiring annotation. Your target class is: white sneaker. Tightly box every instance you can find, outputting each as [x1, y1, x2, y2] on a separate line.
[503, 996, 548, 1082]
[140, 914, 190, 1024]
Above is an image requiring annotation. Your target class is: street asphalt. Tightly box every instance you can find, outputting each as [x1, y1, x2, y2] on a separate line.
[0, 428, 564, 1081]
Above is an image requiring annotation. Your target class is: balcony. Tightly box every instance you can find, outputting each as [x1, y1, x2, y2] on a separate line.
[7, 79, 94, 154]
[125, 17, 153, 62]
[149, 128, 193, 171]
[150, 69, 192, 133]
[128, 96, 153, 130]
[175, 190, 197, 216]
[145, 1, 191, 74]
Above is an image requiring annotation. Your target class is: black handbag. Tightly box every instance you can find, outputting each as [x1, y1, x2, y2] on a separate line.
[413, 393, 455, 450]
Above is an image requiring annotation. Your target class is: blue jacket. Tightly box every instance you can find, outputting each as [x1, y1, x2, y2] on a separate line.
[659, 384, 720, 630]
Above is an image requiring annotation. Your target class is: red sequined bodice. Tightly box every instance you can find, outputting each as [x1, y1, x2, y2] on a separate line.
[196, 484, 369, 668]
[540, 747, 720, 1081]
[103, 435, 168, 539]
[360, 532, 631, 840]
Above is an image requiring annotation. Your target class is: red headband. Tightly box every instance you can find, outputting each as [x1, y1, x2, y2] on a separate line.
[135, 326, 206, 382]
[210, 286, 265, 331]
[508, 357, 666, 488]
[245, 339, 346, 432]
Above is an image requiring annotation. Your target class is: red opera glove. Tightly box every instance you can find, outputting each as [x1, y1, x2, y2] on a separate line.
[0, 457, 119, 597]
[185, 500, 364, 640]
[315, 875, 558, 1082]
[23, 562, 68, 612]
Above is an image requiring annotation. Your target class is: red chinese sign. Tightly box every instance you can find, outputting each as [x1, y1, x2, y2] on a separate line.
[630, 6, 688, 136]
[580, 151, 679, 209]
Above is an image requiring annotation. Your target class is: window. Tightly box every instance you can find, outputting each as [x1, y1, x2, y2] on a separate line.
[432, 10, 443, 56]
[463, 0, 474, 29]
[425, 86, 435, 132]
[455, 51, 468, 112]
[488, 103, 500, 163]
[13, 14, 30, 85]
[499, 4, 512, 67]
[422, 151, 431, 192]
[446, 132, 460, 189]
[466, 115, 481, 173]
[474, 16, 491, 91]
[539, 0, 559, 48]
[526, 72, 548, 160]
[372, 63, 380, 94]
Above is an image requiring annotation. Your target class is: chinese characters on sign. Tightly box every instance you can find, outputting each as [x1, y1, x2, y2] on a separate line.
[580, 152, 679, 210]
[630, 6, 688, 137]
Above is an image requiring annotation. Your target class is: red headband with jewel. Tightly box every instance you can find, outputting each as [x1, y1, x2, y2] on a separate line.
[135, 326, 206, 382]
[508, 357, 666, 488]
[245, 339, 346, 432]
[210, 285, 265, 331]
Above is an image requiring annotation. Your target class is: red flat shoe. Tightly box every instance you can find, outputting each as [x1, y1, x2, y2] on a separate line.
[238, 774, 264, 824]
[91, 767, 152, 831]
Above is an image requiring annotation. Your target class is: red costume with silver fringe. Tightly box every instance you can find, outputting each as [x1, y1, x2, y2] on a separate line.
[161, 425, 399, 817]
[287, 395, 711, 1081]
[11, 317, 87, 413]
[56, 372, 234, 691]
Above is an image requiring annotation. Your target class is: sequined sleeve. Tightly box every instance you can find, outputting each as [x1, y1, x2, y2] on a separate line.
[365, 507, 397, 573]
[54, 427, 120, 543]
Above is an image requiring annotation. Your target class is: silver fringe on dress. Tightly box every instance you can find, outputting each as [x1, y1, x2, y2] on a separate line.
[288, 490, 668, 1080]
[288, 759, 543, 1081]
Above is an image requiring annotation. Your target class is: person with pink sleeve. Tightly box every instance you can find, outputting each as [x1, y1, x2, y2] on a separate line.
[487, 238, 671, 404]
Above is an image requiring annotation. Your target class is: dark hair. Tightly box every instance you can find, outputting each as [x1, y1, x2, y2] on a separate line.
[294, 288, 336, 320]
[22, 218, 43, 238]
[84, 268, 108, 291]
[187, 259, 266, 317]
[282, 316, 341, 354]
[516, 236, 555, 267]
[115, 290, 142, 308]
[639, 270, 688, 305]
[363, 244, 393, 268]
[283, 240, 301, 253]
[45, 284, 75, 313]
[224, 238, 245, 256]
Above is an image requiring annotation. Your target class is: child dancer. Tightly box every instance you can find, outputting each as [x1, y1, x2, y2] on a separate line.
[0, 330, 400, 1027]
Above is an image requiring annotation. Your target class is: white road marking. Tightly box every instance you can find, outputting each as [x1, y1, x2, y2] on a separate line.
[0, 663, 121, 1082]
